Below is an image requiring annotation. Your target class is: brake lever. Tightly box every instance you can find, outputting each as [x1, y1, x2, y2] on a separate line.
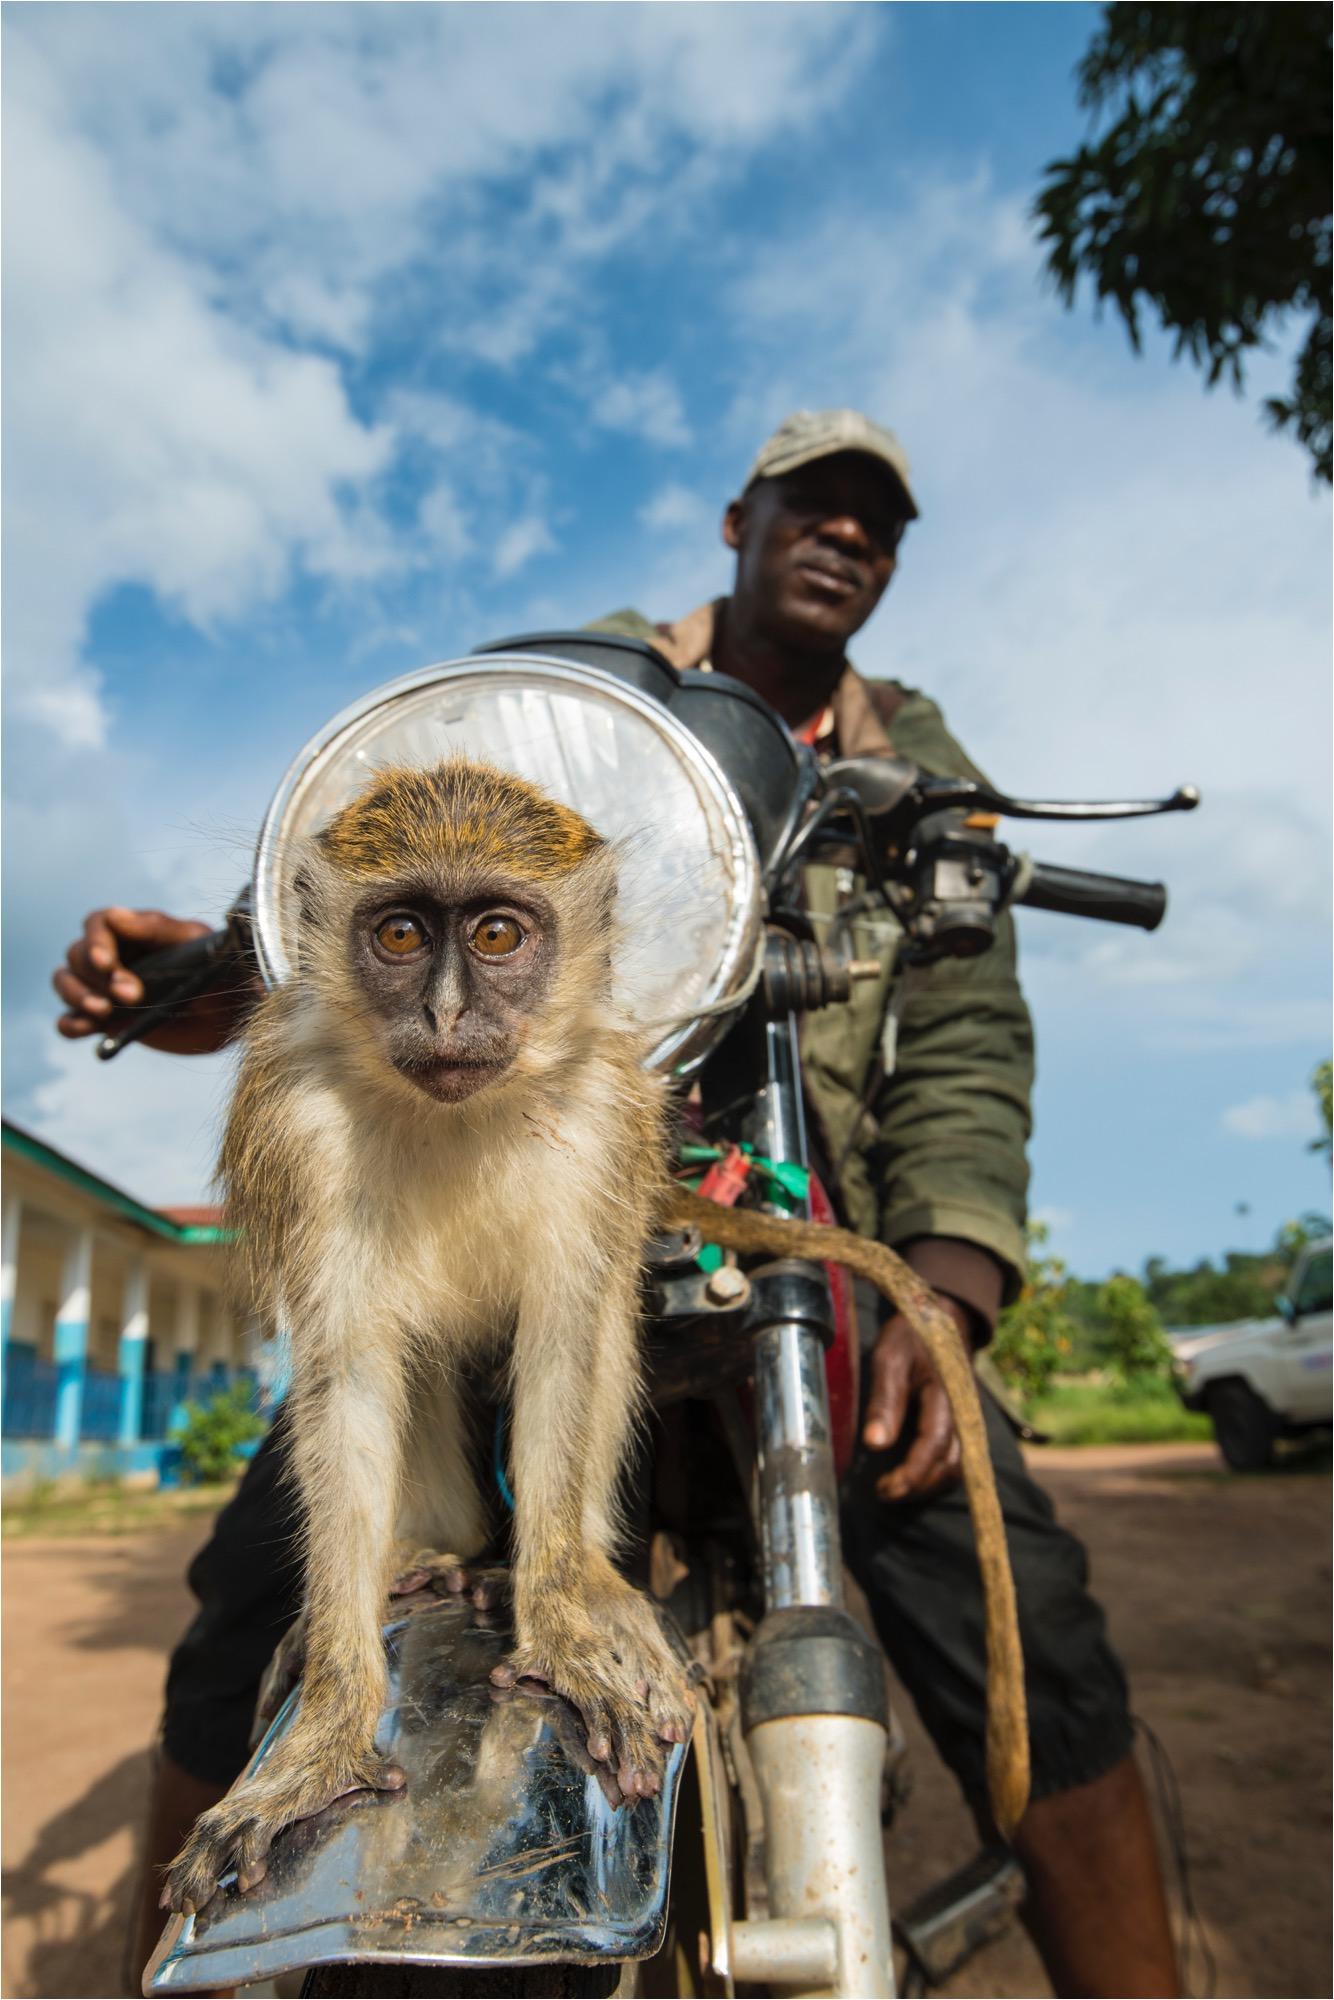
[913, 778, 1201, 823]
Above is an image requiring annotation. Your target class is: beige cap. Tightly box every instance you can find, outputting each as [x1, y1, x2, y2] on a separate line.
[745, 407, 918, 518]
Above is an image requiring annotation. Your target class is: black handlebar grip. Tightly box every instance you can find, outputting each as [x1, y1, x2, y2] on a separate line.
[1018, 863, 1167, 931]
[123, 931, 225, 996]
[94, 926, 235, 1061]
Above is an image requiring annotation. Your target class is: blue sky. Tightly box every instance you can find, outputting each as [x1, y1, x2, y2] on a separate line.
[4, 2, 1330, 1278]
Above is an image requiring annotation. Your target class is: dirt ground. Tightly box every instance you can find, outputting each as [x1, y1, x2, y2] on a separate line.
[3, 1442, 1330, 1999]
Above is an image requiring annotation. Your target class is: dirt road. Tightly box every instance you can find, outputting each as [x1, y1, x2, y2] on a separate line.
[3, 1443, 1330, 1998]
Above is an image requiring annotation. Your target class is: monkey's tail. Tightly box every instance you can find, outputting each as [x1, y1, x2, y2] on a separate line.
[661, 1184, 1030, 1840]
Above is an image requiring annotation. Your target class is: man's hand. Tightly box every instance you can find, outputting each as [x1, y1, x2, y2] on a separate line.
[862, 1296, 974, 1503]
[52, 906, 256, 1056]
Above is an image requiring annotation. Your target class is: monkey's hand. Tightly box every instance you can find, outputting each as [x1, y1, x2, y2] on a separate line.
[162, 1724, 406, 1914]
[492, 1580, 692, 1805]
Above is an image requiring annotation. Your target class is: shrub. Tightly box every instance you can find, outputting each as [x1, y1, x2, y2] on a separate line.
[172, 1382, 266, 1484]
[1094, 1272, 1174, 1386]
[992, 1222, 1079, 1408]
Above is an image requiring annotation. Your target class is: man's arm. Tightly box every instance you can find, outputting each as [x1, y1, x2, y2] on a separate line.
[53, 906, 260, 1054]
[872, 908, 1033, 1316]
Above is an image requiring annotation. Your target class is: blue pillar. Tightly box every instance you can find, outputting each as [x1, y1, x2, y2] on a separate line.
[169, 1282, 199, 1431]
[117, 1258, 149, 1446]
[1, 1194, 20, 1420]
[54, 1227, 93, 1452]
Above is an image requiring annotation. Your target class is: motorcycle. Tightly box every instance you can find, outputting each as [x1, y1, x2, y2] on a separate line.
[123, 630, 1197, 1998]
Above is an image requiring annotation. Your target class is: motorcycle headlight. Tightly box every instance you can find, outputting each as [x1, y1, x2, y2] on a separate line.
[252, 652, 763, 1076]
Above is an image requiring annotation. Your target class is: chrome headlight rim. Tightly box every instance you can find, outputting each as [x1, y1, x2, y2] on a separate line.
[252, 651, 763, 1077]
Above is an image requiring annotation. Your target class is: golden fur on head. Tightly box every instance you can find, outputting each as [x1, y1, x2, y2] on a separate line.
[319, 759, 604, 884]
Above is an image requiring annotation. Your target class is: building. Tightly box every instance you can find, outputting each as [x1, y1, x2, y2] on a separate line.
[1, 1120, 268, 1484]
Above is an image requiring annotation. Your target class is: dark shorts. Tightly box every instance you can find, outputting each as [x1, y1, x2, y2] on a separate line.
[163, 1395, 1133, 1806]
[841, 1385, 1133, 1808]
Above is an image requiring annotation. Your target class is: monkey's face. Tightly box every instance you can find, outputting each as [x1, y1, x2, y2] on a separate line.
[350, 881, 556, 1103]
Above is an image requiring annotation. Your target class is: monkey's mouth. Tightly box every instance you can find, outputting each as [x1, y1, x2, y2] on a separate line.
[395, 1053, 509, 1103]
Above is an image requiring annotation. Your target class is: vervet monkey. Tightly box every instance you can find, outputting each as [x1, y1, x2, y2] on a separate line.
[165, 759, 691, 1914]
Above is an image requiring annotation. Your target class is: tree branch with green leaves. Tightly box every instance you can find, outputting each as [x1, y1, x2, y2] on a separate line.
[1035, 3, 1332, 482]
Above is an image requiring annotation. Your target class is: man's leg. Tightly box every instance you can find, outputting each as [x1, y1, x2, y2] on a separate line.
[127, 1415, 303, 1991]
[1012, 1753, 1178, 1999]
[127, 1753, 228, 1993]
[842, 1387, 1179, 1999]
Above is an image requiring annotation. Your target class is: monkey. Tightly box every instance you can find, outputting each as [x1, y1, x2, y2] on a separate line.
[163, 758, 693, 1915]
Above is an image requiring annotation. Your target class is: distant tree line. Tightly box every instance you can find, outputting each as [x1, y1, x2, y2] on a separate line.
[992, 1060, 1333, 1404]
[992, 1209, 1331, 1405]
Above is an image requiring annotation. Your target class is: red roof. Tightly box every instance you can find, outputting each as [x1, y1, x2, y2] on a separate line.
[158, 1204, 225, 1228]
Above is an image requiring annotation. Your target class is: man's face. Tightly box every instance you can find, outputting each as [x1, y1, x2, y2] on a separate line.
[723, 452, 909, 651]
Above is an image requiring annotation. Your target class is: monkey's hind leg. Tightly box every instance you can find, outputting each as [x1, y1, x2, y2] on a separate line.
[496, 1276, 692, 1802]
[163, 1320, 410, 1914]
[575, 1290, 694, 1756]
[388, 1367, 500, 1609]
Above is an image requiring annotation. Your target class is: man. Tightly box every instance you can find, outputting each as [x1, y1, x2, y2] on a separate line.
[57, 410, 1179, 1996]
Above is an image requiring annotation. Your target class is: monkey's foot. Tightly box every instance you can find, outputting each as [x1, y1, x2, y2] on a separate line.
[589, 1582, 696, 1753]
[161, 1745, 406, 1914]
[491, 1611, 690, 1804]
[389, 1548, 501, 1612]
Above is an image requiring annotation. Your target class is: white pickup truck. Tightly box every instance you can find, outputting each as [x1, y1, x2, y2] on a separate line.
[1172, 1238, 1333, 1469]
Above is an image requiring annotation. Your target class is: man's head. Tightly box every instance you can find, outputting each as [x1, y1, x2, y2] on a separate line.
[723, 409, 917, 656]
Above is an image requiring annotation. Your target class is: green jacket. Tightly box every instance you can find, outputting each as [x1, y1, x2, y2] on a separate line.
[588, 604, 1033, 1329]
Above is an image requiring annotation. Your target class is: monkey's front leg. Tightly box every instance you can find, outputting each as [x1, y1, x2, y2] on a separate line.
[164, 1335, 408, 1912]
[495, 1277, 690, 1802]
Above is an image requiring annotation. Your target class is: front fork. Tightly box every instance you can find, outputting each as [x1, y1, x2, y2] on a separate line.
[729, 1016, 895, 1998]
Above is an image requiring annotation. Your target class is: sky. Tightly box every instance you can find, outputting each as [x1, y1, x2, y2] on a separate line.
[3, 2, 1330, 1280]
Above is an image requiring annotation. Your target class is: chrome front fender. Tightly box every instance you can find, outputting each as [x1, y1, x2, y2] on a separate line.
[146, 1589, 689, 1994]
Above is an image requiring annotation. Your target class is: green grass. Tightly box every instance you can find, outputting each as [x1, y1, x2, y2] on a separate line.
[1029, 1377, 1214, 1447]
[1, 1475, 239, 1539]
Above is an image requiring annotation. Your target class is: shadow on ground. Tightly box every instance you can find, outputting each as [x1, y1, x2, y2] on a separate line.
[2, 1749, 147, 1998]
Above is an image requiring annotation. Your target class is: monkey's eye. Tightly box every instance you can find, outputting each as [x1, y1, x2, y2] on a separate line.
[374, 914, 430, 958]
[469, 914, 526, 959]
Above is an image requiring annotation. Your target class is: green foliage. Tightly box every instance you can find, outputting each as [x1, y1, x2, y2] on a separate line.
[1094, 1272, 1173, 1383]
[171, 1381, 266, 1485]
[1139, 1248, 1281, 1328]
[1035, 3, 1332, 481]
[3, 1476, 235, 1538]
[1310, 1059, 1332, 1162]
[1031, 1379, 1213, 1447]
[992, 1221, 1079, 1406]
[1276, 1210, 1333, 1260]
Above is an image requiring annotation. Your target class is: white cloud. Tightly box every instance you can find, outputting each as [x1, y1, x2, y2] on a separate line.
[19, 1029, 234, 1209]
[418, 485, 474, 563]
[638, 482, 716, 535]
[2, 30, 394, 750]
[1222, 1091, 1322, 1143]
[591, 371, 692, 448]
[2, 5, 875, 752]
[493, 515, 558, 581]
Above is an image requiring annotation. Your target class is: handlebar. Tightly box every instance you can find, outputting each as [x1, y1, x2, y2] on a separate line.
[95, 924, 238, 1061]
[1017, 862, 1167, 932]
